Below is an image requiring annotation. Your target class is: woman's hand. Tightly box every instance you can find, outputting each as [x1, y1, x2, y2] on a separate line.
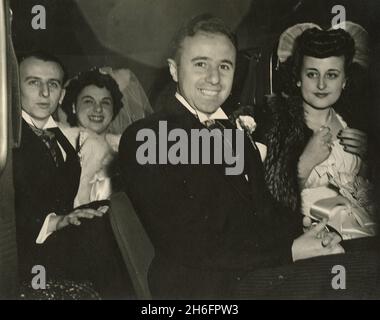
[302, 126, 333, 167]
[298, 127, 332, 186]
[292, 219, 345, 262]
[55, 206, 108, 231]
[338, 128, 367, 159]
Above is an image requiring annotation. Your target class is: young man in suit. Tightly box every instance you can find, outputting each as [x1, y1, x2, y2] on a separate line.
[13, 52, 131, 299]
[117, 15, 380, 299]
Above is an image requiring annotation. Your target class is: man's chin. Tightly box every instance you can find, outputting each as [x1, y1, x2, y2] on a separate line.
[32, 112, 54, 121]
[195, 102, 221, 114]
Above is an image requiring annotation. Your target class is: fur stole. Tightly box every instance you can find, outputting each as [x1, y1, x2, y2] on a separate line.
[263, 94, 312, 212]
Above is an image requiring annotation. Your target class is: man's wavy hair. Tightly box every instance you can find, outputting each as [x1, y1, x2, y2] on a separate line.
[61, 68, 123, 127]
[169, 13, 237, 62]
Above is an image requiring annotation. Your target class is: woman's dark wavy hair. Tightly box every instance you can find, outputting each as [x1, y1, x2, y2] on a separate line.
[278, 27, 369, 130]
[61, 68, 123, 127]
[281, 28, 355, 94]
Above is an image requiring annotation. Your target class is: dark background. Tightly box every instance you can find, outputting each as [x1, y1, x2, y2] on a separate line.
[10, 0, 380, 101]
[3, 0, 380, 299]
[10, 0, 380, 175]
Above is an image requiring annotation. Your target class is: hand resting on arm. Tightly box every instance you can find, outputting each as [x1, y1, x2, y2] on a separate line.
[47, 205, 109, 233]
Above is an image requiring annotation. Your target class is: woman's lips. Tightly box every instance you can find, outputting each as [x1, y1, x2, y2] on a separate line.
[88, 115, 104, 122]
[314, 93, 329, 98]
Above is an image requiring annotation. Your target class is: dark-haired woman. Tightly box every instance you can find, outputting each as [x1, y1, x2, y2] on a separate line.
[263, 23, 376, 239]
[60, 68, 124, 206]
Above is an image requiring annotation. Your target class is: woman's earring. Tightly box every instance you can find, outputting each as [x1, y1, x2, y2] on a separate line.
[296, 81, 301, 88]
[72, 104, 76, 114]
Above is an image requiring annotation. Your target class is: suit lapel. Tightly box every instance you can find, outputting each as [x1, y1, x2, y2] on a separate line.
[212, 118, 254, 204]
[163, 99, 254, 205]
[21, 120, 56, 166]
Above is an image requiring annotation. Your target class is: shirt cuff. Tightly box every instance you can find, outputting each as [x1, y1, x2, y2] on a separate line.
[36, 213, 56, 244]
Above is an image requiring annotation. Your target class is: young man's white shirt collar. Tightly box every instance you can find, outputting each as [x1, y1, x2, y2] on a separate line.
[175, 92, 228, 123]
[22, 110, 58, 130]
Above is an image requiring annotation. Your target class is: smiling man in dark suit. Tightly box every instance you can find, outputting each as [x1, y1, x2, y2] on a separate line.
[119, 15, 379, 299]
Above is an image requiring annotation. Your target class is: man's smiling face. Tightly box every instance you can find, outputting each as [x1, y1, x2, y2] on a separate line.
[168, 31, 236, 115]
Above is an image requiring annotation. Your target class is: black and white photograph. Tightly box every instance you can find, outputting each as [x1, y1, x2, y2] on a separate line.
[1, 0, 380, 305]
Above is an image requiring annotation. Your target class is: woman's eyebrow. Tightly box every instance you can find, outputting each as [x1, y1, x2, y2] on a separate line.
[327, 69, 341, 72]
[80, 95, 94, 100]
[304, 67, 341, 72]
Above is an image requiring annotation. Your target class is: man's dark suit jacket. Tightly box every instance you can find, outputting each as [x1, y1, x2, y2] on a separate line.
[13, 120, 131, 298]
[13, 120, 81, 279]
[119, 95, 302, 299]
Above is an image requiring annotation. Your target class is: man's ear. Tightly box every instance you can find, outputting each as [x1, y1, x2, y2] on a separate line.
[167, 58, 178, 83]
[59, 88, 66, 105]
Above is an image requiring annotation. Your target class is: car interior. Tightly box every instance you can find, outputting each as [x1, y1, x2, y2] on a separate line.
[1, 0, 380, 299]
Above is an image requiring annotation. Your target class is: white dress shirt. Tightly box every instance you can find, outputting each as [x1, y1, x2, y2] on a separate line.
[175, 93, 253, 181]
[175, 92, 267, 162]
[175, 92, 229, 122]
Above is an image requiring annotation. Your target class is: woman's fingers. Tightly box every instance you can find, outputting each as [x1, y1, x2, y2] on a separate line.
[326, 233, 342, 249]
[327, 244, 345, 255]
[72, 210, 95, 219]
[338, 129, 366, 145]
[338, 128, 367, 139]
[339, 138, 363, 148]
[337, 128, 367, 157]
[303, 216, 312, 228]
[67, 216, 81, 226]
[321, 232, 336, 246]
[75, 208, 105, 217]
[302, 216, 313, 233]
[310, 218, 328, 236]
[98, 205, 109, 214]
[341, 145, 367, 157]
[321, 235, 331, 247]
[66, 208, 105, 226]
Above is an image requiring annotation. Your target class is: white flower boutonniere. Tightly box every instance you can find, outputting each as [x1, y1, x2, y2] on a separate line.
[235, 115, 257, 134]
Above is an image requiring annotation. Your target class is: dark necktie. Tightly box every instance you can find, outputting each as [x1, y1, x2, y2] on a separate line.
[202, 118, 239, 159]
[202, 118, 232, 130]
[202, 118, 253, 180]
[30, 126, 65, 168]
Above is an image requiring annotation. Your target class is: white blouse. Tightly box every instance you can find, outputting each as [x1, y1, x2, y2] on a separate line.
[304, 112, 361, 189]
